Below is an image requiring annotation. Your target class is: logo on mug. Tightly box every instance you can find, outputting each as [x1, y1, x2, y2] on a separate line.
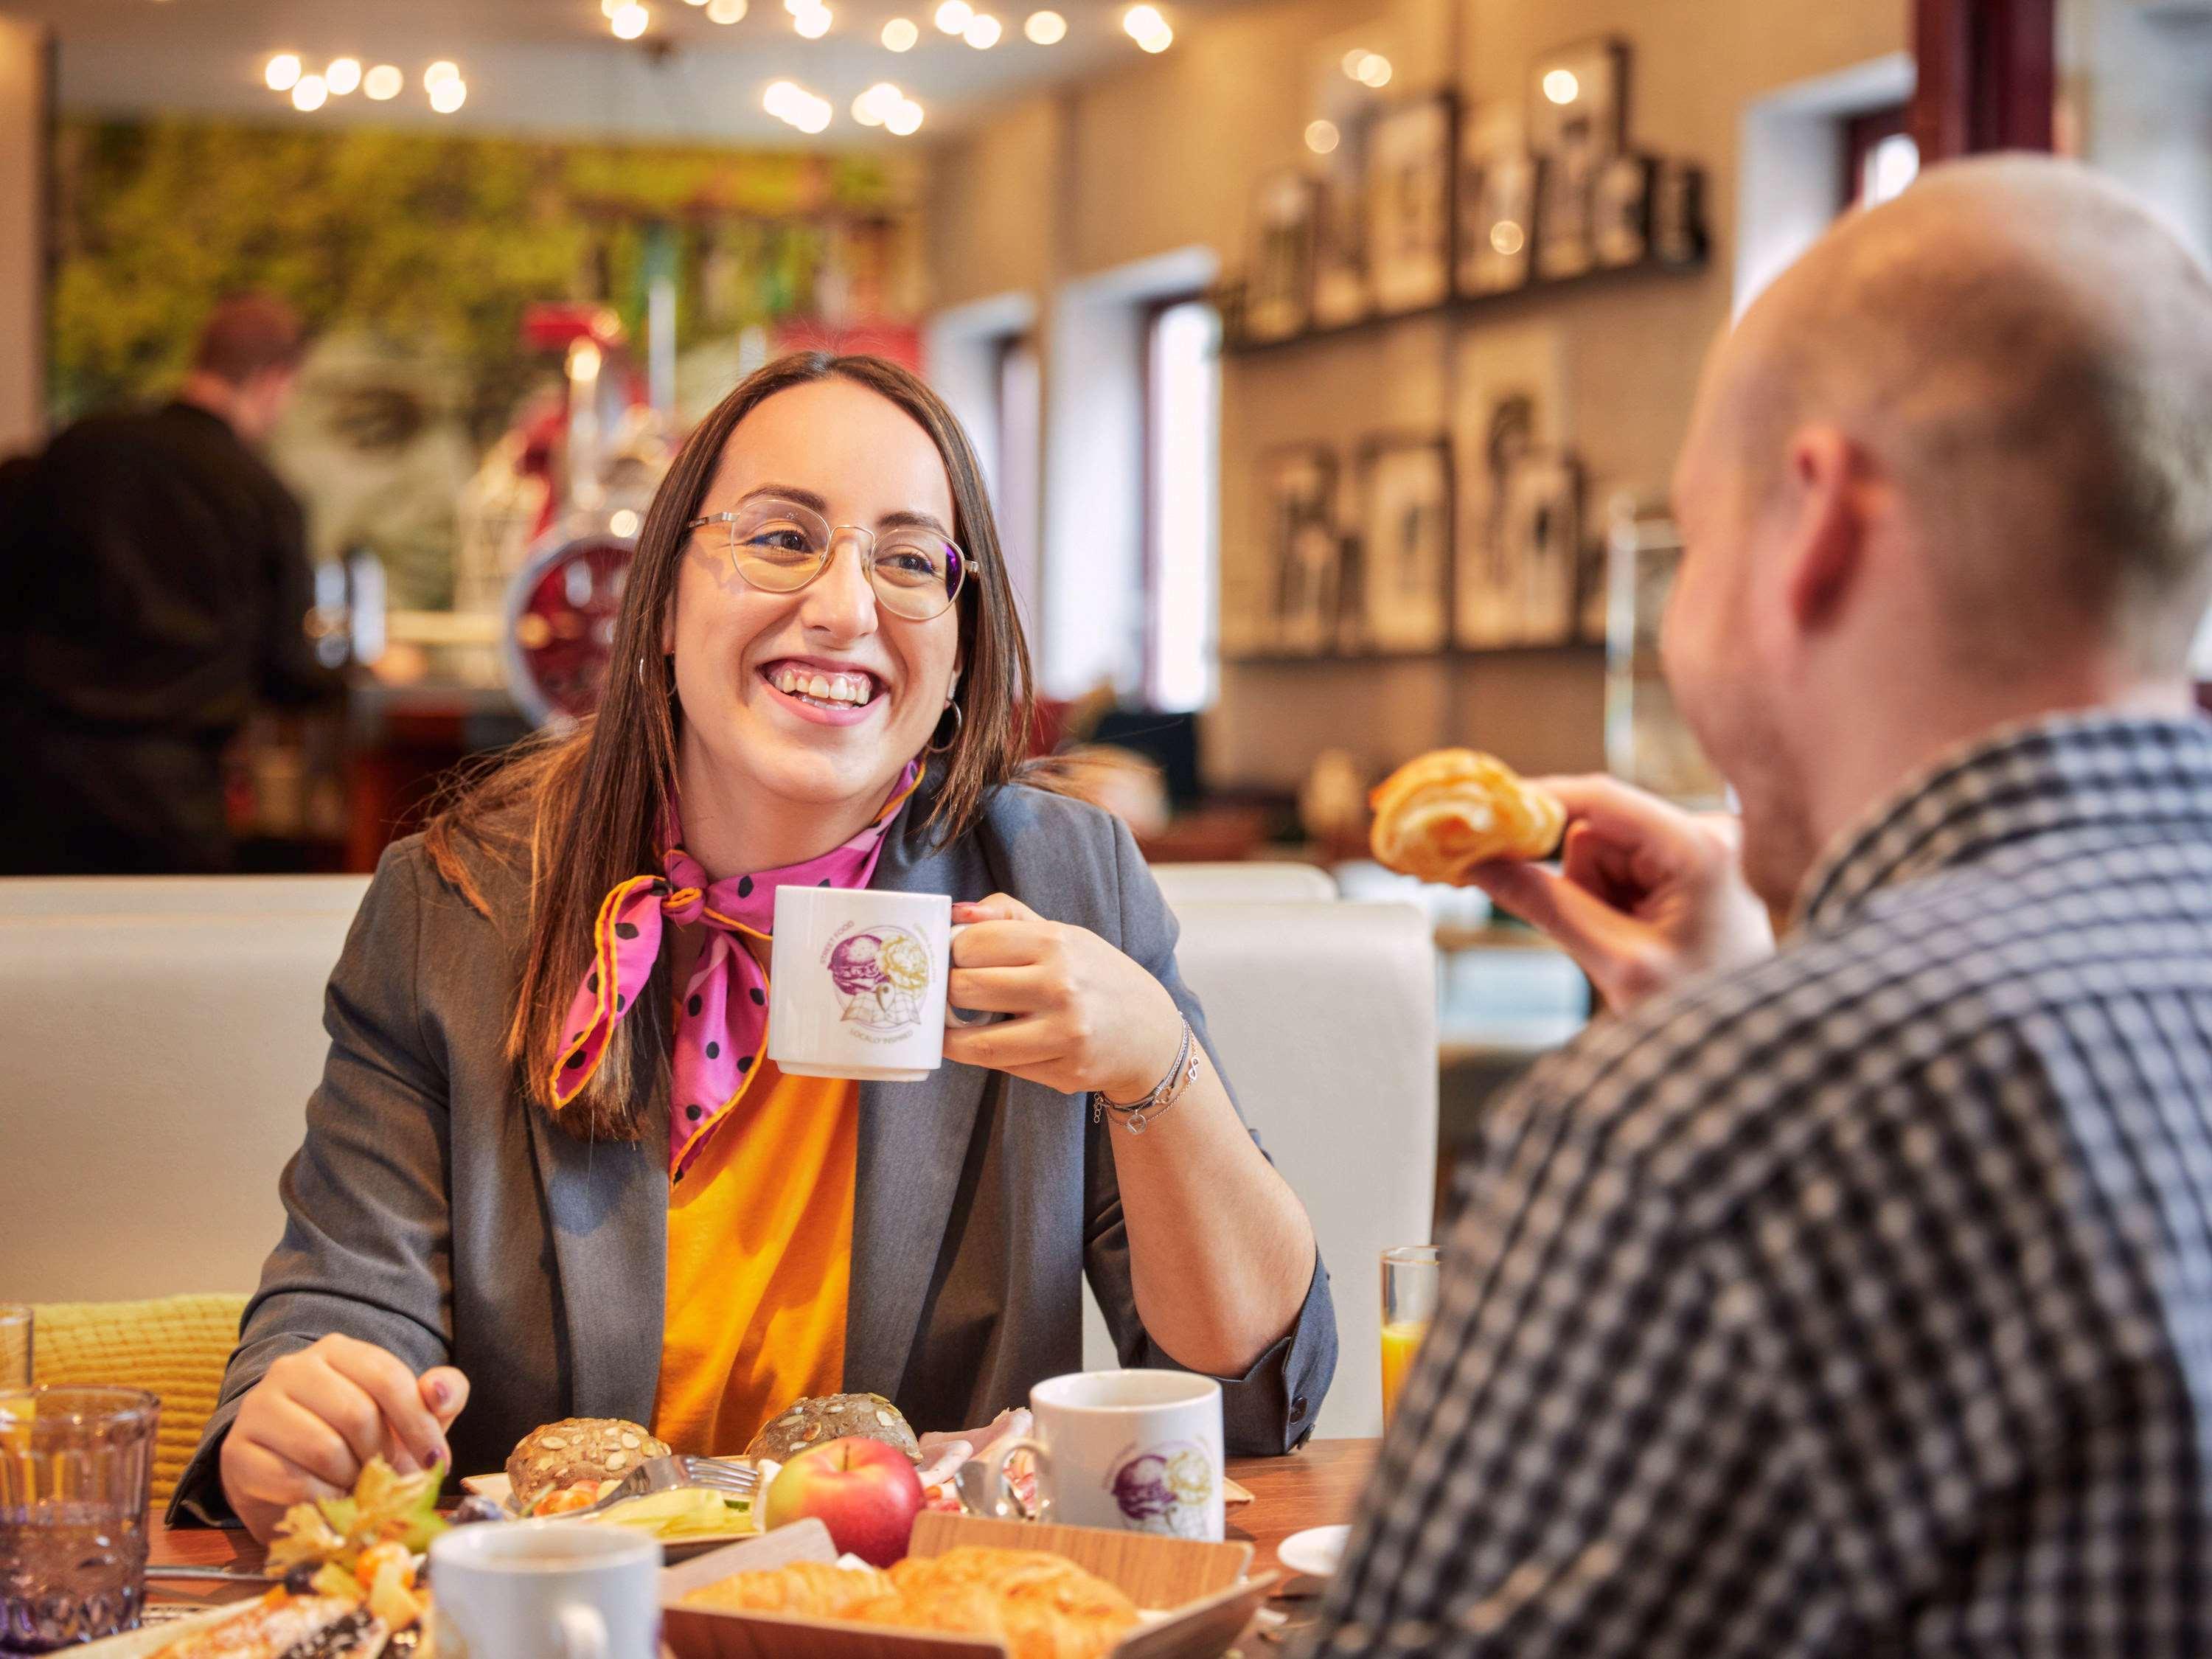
[826, 924, 933, 1036]
[1105, 1440, 1217, 1538]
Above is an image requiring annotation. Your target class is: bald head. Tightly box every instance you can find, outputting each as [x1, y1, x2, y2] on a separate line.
[1718, 154, 2212, 675]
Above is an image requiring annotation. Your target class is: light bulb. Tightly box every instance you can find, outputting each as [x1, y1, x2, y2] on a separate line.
[1341, 49, 1369, 78]
[764, 78, 799, 115]
[423, 60, 460, 88]
[264, 53, 302, 91]
[1023, 10, 1065, 44]
[886, 97, 923, 135]
[934, 0, 973, 33]
[324, 58, 361, 94]
[964, 13, 1001, 46]
[883, 17, 919, 50]
[291, 74, 327, 111]
[1122, 4, 1163, 40]
[611, 3, 650, 39]
[1542, 69, 1579, 104]
[1305, 119, 1339, 155]
[794, 5, 831, 38]
[363, 64, 403, 100]
[706, 0, 746, 19]
[797, 100, 832, 133]
[429, 77, 467, 112]
[1357, 53, 1391, 86]
[1136, 24, 1171, 52]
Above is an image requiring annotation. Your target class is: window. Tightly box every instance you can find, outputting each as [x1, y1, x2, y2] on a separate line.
[991, 334, 1041, 619]
[1141, 298, 1220, 712]
[1843, 104, 1919, 209]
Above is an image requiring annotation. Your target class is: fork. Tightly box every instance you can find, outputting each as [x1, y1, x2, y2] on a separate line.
[553, 1453, 759, 1519]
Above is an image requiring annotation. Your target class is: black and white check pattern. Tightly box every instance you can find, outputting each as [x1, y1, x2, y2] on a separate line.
[1307, 714, 2212, 1657]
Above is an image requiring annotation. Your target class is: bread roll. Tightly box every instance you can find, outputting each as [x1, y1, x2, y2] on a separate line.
[1368, 749, 1565, 883]
[745, 1393, 920, 1462]
[506, 1418, 669, 1513]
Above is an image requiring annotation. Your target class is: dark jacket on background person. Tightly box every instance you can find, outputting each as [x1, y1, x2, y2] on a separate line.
[0, 401, 340, 873]
[169, 779, 1339, 1524]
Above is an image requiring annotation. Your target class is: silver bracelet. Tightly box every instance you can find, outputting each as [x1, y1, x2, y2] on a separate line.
[1091, 1018, 1200, 1135]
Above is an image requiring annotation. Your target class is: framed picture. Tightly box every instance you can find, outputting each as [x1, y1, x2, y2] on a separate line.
[1366, 95, 1457, 316]
[1349, 436, 1453, 654]
[1534, 149, 1596, 282]
[1247, 172, 1318, 344]
[1527, 37, 1629, 160]
[1652, 159, 1710, 268]
[1312, 114, 1372, 330]
[1261, 446, 1340, 654]
[1592, 153, 1655, 268]
[1453, 323, 1570, 647]
[1457, 114, 1534, 296]
[1500, 451, 1584, 646]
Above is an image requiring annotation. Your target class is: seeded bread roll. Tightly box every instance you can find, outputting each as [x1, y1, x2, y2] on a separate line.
[745, 1393, 920, 1462]
[506, 1418, 669, 1512]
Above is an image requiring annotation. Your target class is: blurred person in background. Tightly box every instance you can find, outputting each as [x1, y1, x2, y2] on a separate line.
[0, 292, 341, 874]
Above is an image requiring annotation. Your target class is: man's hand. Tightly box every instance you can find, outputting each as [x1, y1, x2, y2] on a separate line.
[1464, 776, 1774, 1014]
[219, 1335, 469, 1543]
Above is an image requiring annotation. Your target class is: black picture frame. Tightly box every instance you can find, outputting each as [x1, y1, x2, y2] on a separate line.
[1259, 445, 1340, 654]
[1366, 94, 1458, 317]
[1592, 152, 1656, 268]
[1312, 111, 1373, 330]
[1349, 434, 1454, 654]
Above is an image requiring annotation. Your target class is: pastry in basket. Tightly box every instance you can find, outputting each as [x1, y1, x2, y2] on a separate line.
[680, 1557, 896, 1618]
[1368, 748, 1566, 883]
[746, 1391, 921, 1462]
[855, 1548, 1141, 1659]
[506, 1416, 669, 1513]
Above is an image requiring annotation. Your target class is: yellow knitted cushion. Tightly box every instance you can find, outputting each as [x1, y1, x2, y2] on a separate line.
[31, 1295, 248, 1504]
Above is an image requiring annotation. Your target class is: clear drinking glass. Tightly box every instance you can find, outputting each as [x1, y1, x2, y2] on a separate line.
[0, 1388, 160, 1652]
[0, 1311, 27, 1391]
[1381, 1245, 1441, 1430]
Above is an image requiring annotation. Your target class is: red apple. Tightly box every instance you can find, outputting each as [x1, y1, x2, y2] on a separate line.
[762, 1435, 926, 1567]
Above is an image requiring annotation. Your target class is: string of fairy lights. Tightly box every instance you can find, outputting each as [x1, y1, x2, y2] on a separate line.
[260, 2, 1176, 133]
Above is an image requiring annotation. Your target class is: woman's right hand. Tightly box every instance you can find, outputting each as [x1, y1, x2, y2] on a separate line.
[219, 1334, 470, 1543]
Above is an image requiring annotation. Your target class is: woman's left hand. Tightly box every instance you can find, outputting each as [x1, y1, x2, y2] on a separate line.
[942, 894, 1185, 1099]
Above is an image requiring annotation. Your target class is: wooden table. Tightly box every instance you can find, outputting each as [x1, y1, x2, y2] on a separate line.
[144, 1439, 1378, 1615]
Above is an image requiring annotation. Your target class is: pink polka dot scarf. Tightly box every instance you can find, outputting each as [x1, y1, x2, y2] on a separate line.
[550, 761, 925, 1178]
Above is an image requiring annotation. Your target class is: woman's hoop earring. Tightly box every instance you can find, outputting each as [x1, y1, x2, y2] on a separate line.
[926, 699, 964, 755]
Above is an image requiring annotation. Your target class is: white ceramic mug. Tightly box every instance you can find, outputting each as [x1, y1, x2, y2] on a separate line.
[428, 1521, 660, 1659]
[768, 887, 979, 1082]
[985, 1370, 1226, 1541]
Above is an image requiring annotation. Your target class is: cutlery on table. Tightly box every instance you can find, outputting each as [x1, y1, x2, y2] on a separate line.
[560, 1453, 759, 1518]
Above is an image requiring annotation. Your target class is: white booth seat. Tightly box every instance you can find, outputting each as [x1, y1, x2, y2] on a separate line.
[1146, 862, 1338, 905]
[4, 877, 1433, 1439]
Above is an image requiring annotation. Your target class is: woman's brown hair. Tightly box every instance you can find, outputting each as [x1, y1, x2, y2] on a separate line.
[425, 352, 1034, 1141]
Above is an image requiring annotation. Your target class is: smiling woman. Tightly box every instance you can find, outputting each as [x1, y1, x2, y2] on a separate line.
[171, 352, 1336, 1543]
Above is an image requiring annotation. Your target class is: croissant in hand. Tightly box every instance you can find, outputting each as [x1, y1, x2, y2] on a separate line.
[1368, 749, 1566, 884]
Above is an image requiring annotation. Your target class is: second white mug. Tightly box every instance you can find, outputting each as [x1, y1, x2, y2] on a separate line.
[985, 1369, 1226, 1541]
[428, 1521, 660, 1659]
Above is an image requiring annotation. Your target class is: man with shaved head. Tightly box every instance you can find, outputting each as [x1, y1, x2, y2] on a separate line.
[1308, 156, 2212, 1657]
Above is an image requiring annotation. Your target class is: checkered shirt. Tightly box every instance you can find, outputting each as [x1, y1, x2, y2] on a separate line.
[1306, 713, 2212, 1657]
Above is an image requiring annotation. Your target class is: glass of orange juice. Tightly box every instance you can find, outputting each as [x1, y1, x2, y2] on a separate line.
[1381, 1245, 1440, 1429]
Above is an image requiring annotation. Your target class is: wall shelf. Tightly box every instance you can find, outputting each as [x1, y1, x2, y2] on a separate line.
[1220, 642, 1604, 667]
[1222, 254, 1708, 358]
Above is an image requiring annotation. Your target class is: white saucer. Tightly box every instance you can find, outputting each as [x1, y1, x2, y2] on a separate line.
[1277, 1523, 1352, 1579]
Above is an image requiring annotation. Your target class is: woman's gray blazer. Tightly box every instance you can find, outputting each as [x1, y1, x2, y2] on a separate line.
[172, 781, 1336, 1523]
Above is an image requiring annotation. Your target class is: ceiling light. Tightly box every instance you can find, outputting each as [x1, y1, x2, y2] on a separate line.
[1357, 53, 1391, 86]
[764, 79, 801, 116]
[423, 60, 461, 88]
[1024, 10, 1065, 44]
[364, 64, 403, 100]
[264, 53, 302, 92]
[934, 1, 973, 33]
[429, 77, 467, 112]
[1305, 119, 1339, 154]
[291, 74, 327, 111]
[324, 58, 361, 94]
[883, 16, 919, 49]
[964, 13, 1001, 46]
[886, 97, 924, 135]
[1123, 4, 1170, 51]
[1137, 24, 1172, 51]
[854, 81, 902, 124]
[1341, 49, 1370, 77]
[1542, 68, 1579, 104]
[796, 101, 832, 133]
[793, 4, 832, 38]
[611, 3, 650, 38]
[706, 0, 746, 19]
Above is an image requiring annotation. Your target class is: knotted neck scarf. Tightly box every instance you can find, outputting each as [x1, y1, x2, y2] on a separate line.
[551, 761, 925, 1178]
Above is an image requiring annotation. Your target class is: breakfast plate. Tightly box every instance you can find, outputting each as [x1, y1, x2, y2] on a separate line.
[1276, 1523, 1352, 1580]
[459, 1471, 763, 1560]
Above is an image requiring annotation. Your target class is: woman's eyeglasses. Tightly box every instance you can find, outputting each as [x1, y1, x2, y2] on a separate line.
[686, 496, 974, 622]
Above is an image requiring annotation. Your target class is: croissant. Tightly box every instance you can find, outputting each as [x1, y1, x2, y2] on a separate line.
[1368, 749, 1565, 883]
[856, 1548, 1141, 1659]
[681, 1558, 895, 1618]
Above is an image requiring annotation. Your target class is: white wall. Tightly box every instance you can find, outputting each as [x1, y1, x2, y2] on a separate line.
[0, 17, 47, 459]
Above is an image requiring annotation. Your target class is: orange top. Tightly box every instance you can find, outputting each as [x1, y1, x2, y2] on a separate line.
[650, 1061, 859, 1455]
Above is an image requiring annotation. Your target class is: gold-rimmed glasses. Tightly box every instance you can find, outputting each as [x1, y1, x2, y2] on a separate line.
[686, 494, 974, 622]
